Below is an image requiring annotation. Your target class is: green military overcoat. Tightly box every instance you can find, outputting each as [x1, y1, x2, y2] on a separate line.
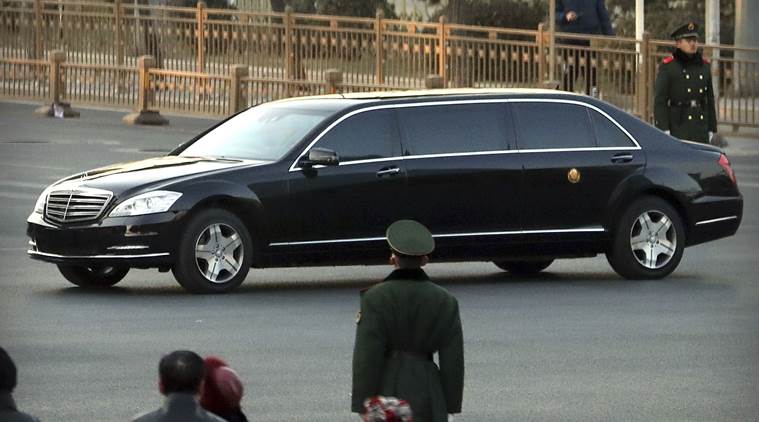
[351, 269, 464, 422]
[654, 49, 717, 143]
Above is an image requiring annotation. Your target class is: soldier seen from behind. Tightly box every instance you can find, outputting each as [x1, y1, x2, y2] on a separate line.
[352, 220, 464, 422]
[654, 22, 718, 144]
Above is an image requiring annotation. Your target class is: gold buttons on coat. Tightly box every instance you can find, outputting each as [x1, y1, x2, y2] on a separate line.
[701, 115, 704, 120]
[699, 89, 703, 93]
[686, 74, 690, 79]
[699, 75, 704, 79]
[687, 88, 692, 93]
[688, 115, 693, 120]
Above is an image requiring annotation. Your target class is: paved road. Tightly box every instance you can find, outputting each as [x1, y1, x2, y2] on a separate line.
[1, 101, 758, 421]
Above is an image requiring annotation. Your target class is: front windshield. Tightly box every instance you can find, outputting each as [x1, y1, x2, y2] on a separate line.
[179, 103, 335, 161]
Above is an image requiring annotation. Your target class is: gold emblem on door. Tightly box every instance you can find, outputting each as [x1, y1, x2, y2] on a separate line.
[567, 168, 581, 184]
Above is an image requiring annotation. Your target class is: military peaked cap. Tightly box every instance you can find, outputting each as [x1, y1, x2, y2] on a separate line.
[386, 219, 435, 256]
[671, 22, 699, 40]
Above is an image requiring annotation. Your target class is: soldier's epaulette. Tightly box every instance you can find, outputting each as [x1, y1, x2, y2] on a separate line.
[662, 56, 674, 64]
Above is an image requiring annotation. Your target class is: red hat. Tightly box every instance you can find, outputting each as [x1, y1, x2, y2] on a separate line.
[200, 356, 244, 414]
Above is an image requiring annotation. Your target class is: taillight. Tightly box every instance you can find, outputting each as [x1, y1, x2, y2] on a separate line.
[718, 153, 736, 184]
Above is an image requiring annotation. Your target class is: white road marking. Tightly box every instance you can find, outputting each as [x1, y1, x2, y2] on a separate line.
[0, 181, 49, 190]
[738, 182, 759, 189]
[0, 162, 71, 171]
[0, 191, 38, 200]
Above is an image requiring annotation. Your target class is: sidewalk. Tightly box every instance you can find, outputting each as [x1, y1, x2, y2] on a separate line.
[718, 124, 759, 157]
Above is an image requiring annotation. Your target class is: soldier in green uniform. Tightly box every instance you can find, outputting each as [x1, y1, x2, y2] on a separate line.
[351, 220, 464, 422]
[654, 22, 718, 144]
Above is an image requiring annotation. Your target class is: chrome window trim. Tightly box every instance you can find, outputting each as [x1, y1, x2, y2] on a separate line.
[268, 227, 605, 247]
[28, 250, 170, 259]
[288, 98, 641, 172]
[695, 215, 739, 226]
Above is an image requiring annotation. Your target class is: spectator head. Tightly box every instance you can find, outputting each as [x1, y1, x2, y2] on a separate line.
[200, 356, 244, 415]
[386, 220, 434, 269]
[158, 350, 205, 395]
[362, 396, 413, 422]
[0, 347, 18, 393]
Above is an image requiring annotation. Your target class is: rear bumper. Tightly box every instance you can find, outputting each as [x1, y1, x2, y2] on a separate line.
[26, 211, 186, 267]
[687, 195, 743, 246]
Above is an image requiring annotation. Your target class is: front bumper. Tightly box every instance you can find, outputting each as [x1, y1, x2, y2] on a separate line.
[26, 211, 186, 267]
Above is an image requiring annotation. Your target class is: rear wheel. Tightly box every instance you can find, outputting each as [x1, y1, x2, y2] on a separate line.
[172, 209, 252, 294]
[57, 265, 129, 288]
[606, 196, 685, 279]
[494, 259, 553, 275]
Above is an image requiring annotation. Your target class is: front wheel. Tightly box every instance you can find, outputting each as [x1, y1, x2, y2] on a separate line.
[57, 265, 129, 288]
[606, 196, 685, 279]
[172, 208, 252, 294]
[493, 259, 553, 275]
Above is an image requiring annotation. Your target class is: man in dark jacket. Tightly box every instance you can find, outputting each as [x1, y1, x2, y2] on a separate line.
[556, 0, 614, 39]
[132, 350, 226, 422]
[654, 22, 718, 144]
[352, 220, 464, 422]
[0, 347, 40, 422]
[555, 0, 614, 94]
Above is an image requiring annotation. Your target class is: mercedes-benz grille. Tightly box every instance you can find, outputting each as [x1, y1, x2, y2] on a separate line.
[45, 188, 113, 223]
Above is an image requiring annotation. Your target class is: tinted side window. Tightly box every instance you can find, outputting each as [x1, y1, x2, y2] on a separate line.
[514, 102, 594, 149]
[397, 103, 513, 155]
[316, 109, 399, 161]
[591, 110, 635, 147]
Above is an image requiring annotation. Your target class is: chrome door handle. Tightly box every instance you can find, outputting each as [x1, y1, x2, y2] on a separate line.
[376, 167, 401, 177]
[611, 153, 634, 163]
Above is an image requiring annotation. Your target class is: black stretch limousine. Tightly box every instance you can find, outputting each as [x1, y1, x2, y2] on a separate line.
[27, 89, 742, 293]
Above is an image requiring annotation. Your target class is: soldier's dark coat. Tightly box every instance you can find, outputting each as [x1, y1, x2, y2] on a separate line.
[351, 269, 464, 422]
[654, 49, 717, 143]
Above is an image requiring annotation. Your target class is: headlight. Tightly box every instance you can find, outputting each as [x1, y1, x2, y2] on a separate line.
[33, 189, 50, 214]
[109, 191, 182, 217]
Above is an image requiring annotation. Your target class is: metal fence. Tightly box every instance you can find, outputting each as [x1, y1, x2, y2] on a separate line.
[0, 57, 49, 100]
[1, 0, 757, 127]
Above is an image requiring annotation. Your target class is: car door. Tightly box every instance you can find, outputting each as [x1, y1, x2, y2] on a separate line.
[398, 101, 523, 249]
[513, 100, 644, 233]
[280, 108, 407, 253]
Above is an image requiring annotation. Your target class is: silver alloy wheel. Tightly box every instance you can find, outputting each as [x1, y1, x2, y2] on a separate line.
[629, 210, 677, 269]
[194, 222, 244, 284]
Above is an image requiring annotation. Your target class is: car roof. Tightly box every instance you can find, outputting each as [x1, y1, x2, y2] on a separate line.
[274, 88, 588, 106]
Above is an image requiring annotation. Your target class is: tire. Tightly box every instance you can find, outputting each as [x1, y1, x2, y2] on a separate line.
[57, 265, 129, 288]
[493, 259, 553, 275]
[172, 208, 252, 294]
[606, 196, 685, 279]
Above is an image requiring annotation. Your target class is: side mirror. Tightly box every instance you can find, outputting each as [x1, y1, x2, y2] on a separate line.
[300, 147, 339, 168]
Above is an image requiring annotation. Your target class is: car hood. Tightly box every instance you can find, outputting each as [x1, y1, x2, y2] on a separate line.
[51, 155, 267, 195]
